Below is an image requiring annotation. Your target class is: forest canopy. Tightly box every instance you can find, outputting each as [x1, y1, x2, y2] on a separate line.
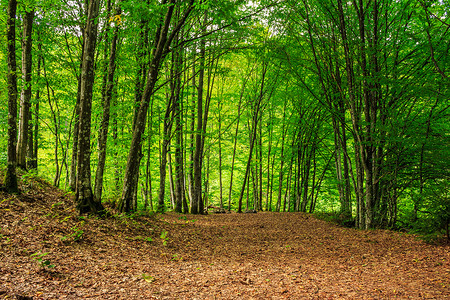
[0, 0, 449, 237]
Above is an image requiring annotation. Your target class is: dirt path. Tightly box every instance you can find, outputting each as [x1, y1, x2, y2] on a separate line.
[1, 184, 449, 299]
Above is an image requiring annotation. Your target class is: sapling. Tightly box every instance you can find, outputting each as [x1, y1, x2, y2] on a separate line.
[30, 252, 55, 269]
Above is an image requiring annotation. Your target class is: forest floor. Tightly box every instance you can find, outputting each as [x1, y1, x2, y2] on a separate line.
[1, 177, 449, 299]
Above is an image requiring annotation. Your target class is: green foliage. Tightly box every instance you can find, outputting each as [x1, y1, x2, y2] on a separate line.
[0, 228, 10, 244]
[171, 253, 183, 261]
[411, 182, 450, 242]
[21, 169, 39, 186]
[160, 230, 168, 246]
[127, 235, 153, 242]
[30, 252, 55, 269]
[314, 212, 355, 228]
[141, 273, 155, 283]
[61, 221, 85, 243]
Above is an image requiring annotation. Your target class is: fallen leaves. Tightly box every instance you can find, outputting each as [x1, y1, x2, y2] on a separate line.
[1, 182, 449, 299]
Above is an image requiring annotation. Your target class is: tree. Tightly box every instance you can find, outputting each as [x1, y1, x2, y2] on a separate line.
[94, 1, 122, 202]
[118, 0, 195, 213]
[4, 0, 19, 193]
[76, 0, 104, 214]
[16, 8, 34, 170]
[191, 15, 207, 214]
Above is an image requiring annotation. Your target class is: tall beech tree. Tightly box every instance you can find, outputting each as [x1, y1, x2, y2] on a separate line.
[171, 30, 186, 213]
[69, 3, 87, 192]
[94, 2, 122, 202]
[4, 0, 19, 193]
[27, 46, 41, 171]
[16, 9, 34, 170]
[191, 18, 207, 214]
[157, 78, 175, 213]
[76, 0, 104, 214]
[118, 0, 195, 213]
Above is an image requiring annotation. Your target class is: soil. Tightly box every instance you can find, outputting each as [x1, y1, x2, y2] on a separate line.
[0, 178, 449, 299]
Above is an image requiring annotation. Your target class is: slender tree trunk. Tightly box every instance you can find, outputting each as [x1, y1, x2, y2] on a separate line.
[333, 117, 345, 209]
[120, 1, 175, 213]
[120, 0, 194, 213]
[204, 150, 210, 209]
[168, 149, 175, 209]
[188, 55, 196, 208]
[144, 103, 154, 210]
[301, 148, 312, 212]
[43, 61, 60, 187]
[109, 88, 121, 206]
[238, 66, 267, 212]
[69, 7, 86, 192]
[238, 109, 261, 213]
[94, 4, 121, 202]
[218, 100, 224, 209]
[191, 29, 206, 214]
[265, 112, 273, 211]
[126, 6, 150, 207]
[157, 103, 173, 213]
[174, 107, 184, 212]
[258, 121, 263, 211]
[276, 137, 285, 212]
[4, 0, 19, 193]
[69, 82, 81, 191]
[228, 88, 244, 211]
[269, 150, 276, 212]
[181, 52, 189, 214]
[76, 0, 104, 214]
[276, 100, 288, 212]
[28, 33, 42, 171]
[17, 10, 34, 170]
[341, 119, 352, 216]
[173, 35, 184, 213]
[283, 156, 294, 212]
[246, 170, 250, 211]
[337, 0, 365, 228]
[295, 132, 305, 212]
[292, 160, 298, 211]
[355, 144, 365, 228]
[27, 106, 36, 170]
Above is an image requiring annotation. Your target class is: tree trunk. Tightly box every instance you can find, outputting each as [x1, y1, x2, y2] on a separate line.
[228, 87, 244, 211]
[276, 100, 288, 212]
[76, 0, 104, 214]
[4, 0, 19, 193]
[258, 121, 263, 211]
[157, 89, 174, 213]
[27, 40, 41, 171]
[69, 4, 87, 192]
[276, 139, 285, 212]
[218, 100, 224, 209]
[94, 4, 121, 202]
[266, 109, 273, 211]
[168, 149, 175, 209]
[43, 59, 60, 187]
[17, 10, 34, 170]
[191, 29, 206, 214]
[119, 0, 194, 213]
[238, 66, 267, 213]
[144, 104, 154, 211]
[172, 38, 184, 213]
[187, 55, 196, 208]
[69, 80, 82, 191]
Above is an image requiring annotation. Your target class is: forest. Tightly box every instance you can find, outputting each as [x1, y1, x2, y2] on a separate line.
[1, 0, 449, 238]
